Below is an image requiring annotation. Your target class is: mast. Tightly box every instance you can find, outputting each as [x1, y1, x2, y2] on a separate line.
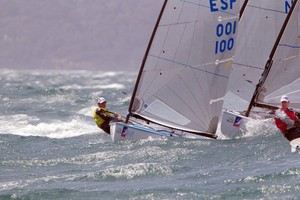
[245, 0, 298, 117]
[125, 0, 168, 123]
[239, 0, 249, 21]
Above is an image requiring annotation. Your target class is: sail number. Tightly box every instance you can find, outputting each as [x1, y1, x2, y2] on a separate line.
[215, 21, 237, 54]
[209, 0, 237, 12]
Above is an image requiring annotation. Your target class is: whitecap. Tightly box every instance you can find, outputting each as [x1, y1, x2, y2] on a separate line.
[60, 83, 125, 90]
[90, 163, 173, 180]
[0, 114, 101, 138]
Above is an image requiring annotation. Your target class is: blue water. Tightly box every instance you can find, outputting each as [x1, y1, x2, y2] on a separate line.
[0, 69, 299, 200]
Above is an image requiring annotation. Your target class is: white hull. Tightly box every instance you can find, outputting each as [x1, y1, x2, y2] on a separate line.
[220, 109, 276, 139]
[290, 138, 300, 153]
[110, 122, 215, 143]
[220, 110, 248, 138]
[110, 122, 173, 142]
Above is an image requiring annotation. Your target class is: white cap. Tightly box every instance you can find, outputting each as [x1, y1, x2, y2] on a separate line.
[280, 95, 289, 102]
[97, 97, 106, 104]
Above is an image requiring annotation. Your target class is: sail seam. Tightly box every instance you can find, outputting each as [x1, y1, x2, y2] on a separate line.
[232, 62, 264, 70]
[247, 5, 286, 14]
[148, 54, 229, 79]
[278, 44, 300, 48]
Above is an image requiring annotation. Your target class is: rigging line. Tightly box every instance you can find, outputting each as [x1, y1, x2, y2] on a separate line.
[245, 0, 298, 117]
[148, 54, 229, 79]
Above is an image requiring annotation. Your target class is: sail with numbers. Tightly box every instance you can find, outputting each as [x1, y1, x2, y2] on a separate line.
[110, 0, 240, 142]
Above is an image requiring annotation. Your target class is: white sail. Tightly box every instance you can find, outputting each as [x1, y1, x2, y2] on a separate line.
[220, 0, 300, 139]
[227, 0, 291, 104]
[130, 0, 240, 134]
[256, 0, 300, 109]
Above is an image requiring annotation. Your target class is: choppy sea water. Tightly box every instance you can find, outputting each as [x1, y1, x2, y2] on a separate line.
[0, 69, 299, 200]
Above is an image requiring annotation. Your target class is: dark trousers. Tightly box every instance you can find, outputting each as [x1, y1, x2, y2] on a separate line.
[100, 121, 111, 134]
[285, 127, 300, 141]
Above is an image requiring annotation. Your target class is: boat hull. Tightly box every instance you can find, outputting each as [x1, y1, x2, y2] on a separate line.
[290, 138, 300, 152]
[220, 110, 248, 138]
[110, 121, 215, 142]
[110, 122, 173, 142]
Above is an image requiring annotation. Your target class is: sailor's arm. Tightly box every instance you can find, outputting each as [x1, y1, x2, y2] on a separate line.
[274, 116, 287, 133]
[96, 109, 113, 121]
[294, 111, 300, 127]
[113, 112, 122, 121]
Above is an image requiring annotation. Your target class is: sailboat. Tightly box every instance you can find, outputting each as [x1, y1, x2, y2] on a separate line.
[221, 0, 300, 139]
[109, 0, 241, 142]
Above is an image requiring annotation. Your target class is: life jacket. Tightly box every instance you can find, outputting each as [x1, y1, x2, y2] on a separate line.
[274, 108, 297, 134]
[93, 107, 111, 128]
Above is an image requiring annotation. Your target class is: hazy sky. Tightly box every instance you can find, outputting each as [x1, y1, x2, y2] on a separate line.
[0, 0, 162, 71]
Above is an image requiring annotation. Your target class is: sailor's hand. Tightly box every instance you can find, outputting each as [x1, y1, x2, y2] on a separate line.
[117, 115, 122, 121]
[114, 112, 122, 121]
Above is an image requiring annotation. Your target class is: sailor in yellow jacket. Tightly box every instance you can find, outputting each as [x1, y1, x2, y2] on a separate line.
[93, 97, 122, 134]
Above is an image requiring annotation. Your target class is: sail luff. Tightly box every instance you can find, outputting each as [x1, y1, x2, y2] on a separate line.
[245, 0, 298, 117]
[126, 0, 169, 123]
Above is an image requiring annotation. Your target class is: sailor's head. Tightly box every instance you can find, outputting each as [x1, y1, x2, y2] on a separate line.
[280, 95, 289, 103]
[97, 97, 107, 106]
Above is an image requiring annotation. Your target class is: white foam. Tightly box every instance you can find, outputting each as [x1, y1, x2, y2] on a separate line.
[99, 163, 173, 179]
[217, 116, 276, 140]
[0, 114, 102, 138]
[77, 106, 95, 117]
[243, 118, 277, 137]
[60, 83, 125, 90]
